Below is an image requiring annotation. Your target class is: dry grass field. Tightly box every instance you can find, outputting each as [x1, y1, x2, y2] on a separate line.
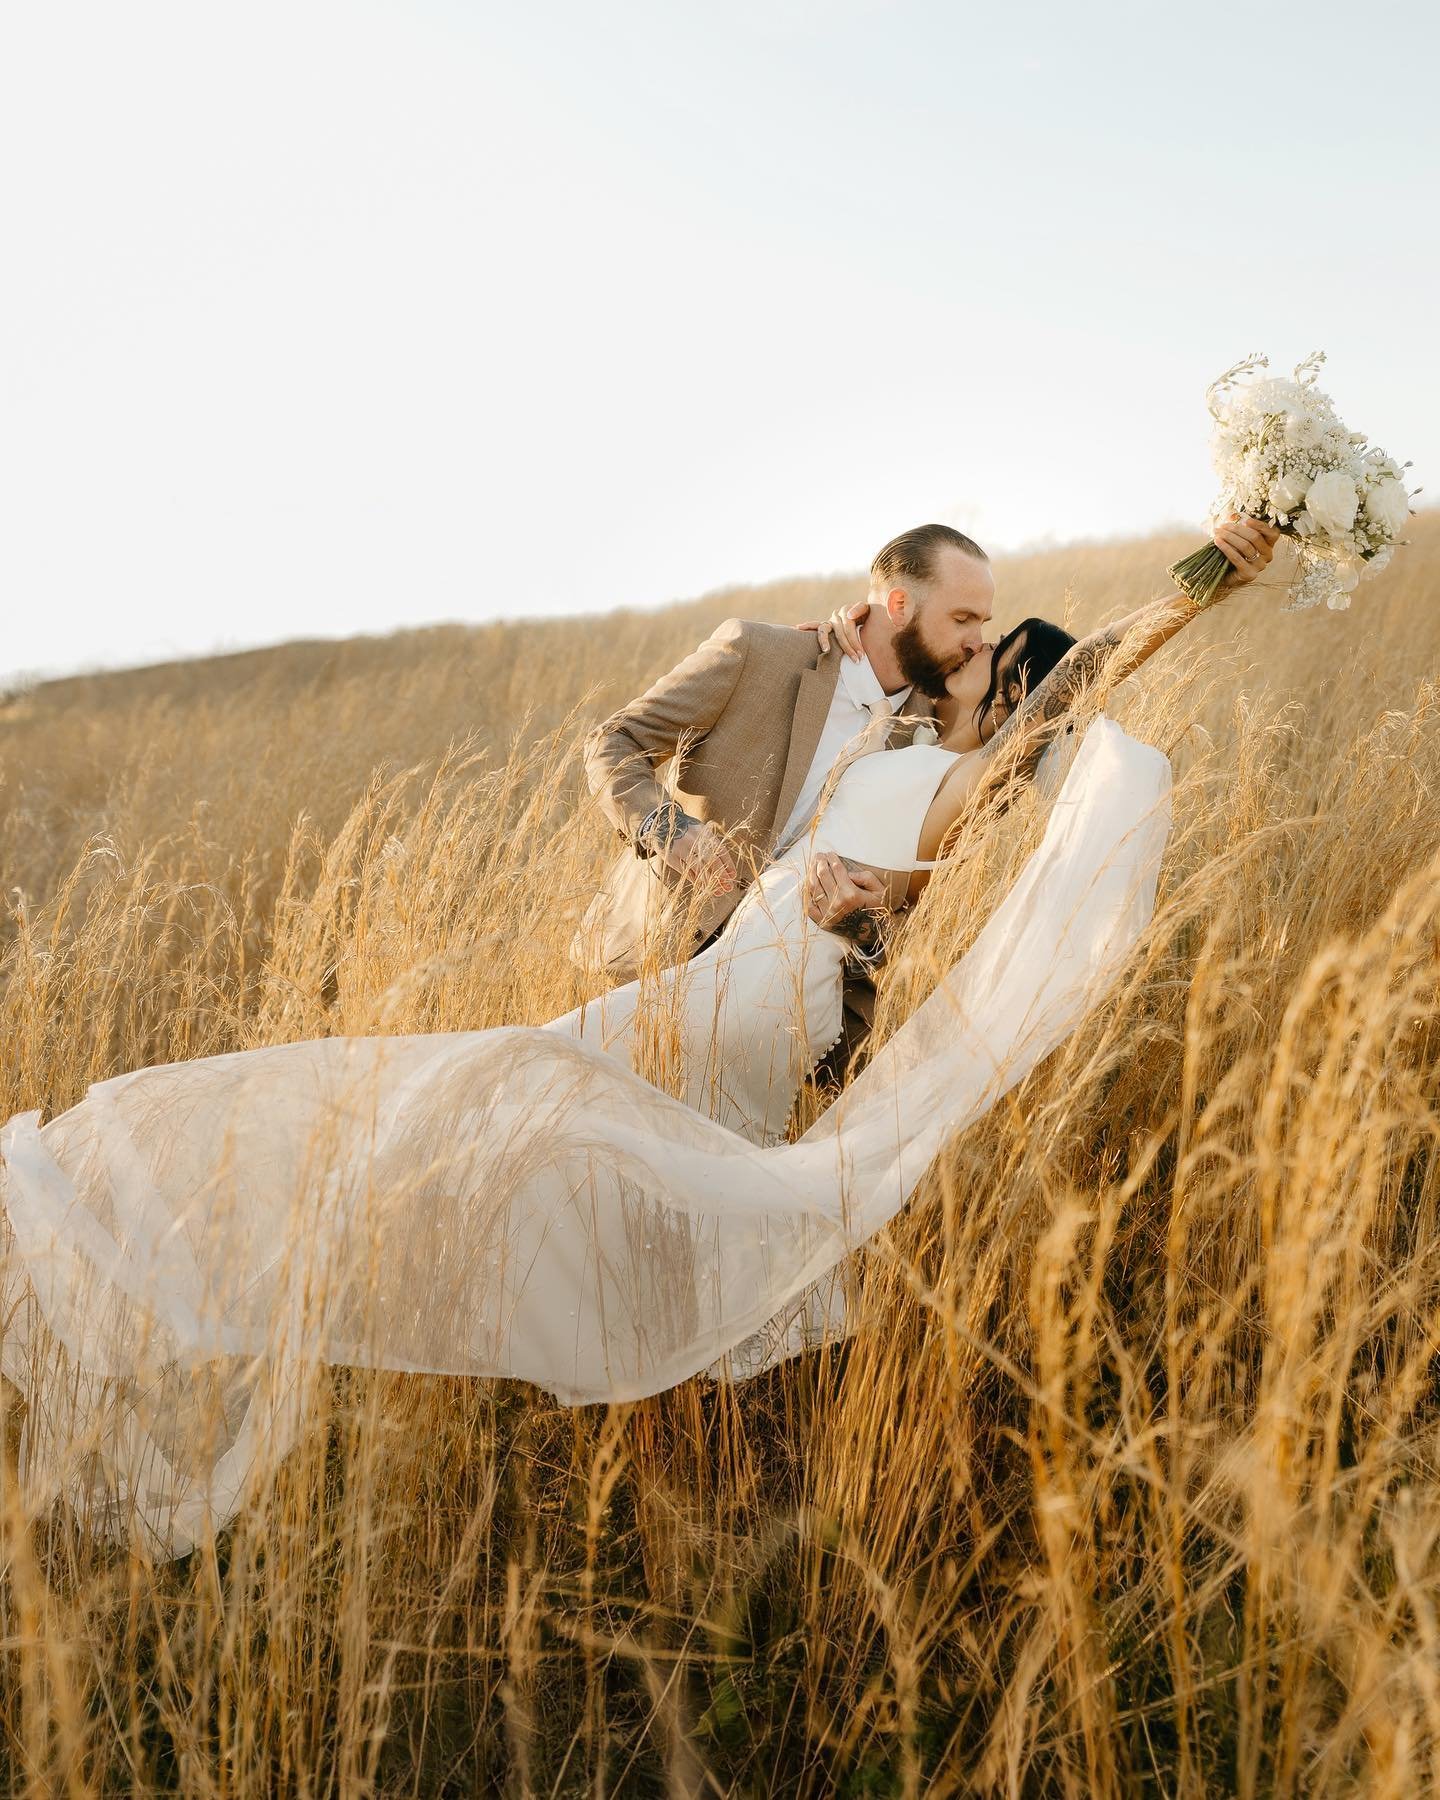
[1, 515, 1438, 1796]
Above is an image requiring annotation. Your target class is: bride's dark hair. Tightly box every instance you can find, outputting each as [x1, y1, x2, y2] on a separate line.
[973, 617, 1075, 736]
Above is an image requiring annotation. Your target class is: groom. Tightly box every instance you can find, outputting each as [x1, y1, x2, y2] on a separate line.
[574, 522, 994, 1061]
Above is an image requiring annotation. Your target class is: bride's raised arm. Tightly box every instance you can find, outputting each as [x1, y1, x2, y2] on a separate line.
[912, 514, 1280, 873]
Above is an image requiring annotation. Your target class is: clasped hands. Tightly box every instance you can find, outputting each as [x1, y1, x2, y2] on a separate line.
[802, 849, 889, 936]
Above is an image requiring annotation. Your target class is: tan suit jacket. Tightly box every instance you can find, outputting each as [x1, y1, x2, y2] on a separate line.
[574, 617, 937, 1046]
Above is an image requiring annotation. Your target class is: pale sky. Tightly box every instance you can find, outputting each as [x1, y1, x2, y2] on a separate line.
[3, 0, 1436, 684]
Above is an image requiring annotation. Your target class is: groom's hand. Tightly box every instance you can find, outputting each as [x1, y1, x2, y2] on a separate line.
[654, 819, 737, 896]
[803, 852, 888, 929]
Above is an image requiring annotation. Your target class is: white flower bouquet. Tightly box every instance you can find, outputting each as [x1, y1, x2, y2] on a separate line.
[1168, 352, 1418, 612]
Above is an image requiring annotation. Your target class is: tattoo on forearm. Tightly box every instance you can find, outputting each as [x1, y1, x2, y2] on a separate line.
[830, 907, 883, 949]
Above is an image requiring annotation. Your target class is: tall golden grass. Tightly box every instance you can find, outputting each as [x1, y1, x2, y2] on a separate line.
[1, 517, 1437, 1795]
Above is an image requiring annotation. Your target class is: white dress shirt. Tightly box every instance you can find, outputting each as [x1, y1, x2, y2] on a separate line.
[774, 653, 912, 851]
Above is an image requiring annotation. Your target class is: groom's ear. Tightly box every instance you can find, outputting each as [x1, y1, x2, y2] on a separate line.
[883, 585, 911, 624]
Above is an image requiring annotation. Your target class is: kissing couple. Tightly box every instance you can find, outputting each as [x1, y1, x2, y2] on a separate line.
[560, 514, 1278, 1137]
[0, 515, 1277, 1557]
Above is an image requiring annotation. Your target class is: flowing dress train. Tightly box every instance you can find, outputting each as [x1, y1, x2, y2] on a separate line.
[0, 716, 1171, 1557]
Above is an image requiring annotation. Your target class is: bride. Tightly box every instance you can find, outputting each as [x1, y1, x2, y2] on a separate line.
[0, 518, 1276, 1558]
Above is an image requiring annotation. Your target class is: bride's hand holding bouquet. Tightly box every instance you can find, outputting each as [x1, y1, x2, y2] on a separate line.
[1203, 511, 1283, 598]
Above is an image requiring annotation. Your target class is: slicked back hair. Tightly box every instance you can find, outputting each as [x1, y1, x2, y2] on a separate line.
[869, 523, 989, 594]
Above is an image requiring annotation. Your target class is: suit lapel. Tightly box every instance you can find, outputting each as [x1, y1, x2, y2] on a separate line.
[767, 652, 842, 849]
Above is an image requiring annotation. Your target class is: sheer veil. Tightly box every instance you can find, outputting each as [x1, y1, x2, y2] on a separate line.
[0, 715, 1172, 1559]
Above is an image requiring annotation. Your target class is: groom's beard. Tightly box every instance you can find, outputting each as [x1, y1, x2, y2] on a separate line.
[892, 615, 966, 700]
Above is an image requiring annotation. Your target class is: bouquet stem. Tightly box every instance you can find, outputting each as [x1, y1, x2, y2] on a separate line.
[1167, 542, 1234, 609]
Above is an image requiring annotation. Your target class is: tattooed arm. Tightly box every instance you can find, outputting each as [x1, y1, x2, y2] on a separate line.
[909, 515, 1279, 884]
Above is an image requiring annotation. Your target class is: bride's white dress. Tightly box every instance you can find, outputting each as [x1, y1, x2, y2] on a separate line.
[0, 717, 1171, 1559]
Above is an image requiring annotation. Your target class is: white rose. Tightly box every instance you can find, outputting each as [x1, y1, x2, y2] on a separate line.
[910, 721, 940, 747]
[1363, 476, 1410, 537]
[1304, 469, 1359, 538]
[1270, 471, 1310, 515]
[1365, 545, 1394, 575]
